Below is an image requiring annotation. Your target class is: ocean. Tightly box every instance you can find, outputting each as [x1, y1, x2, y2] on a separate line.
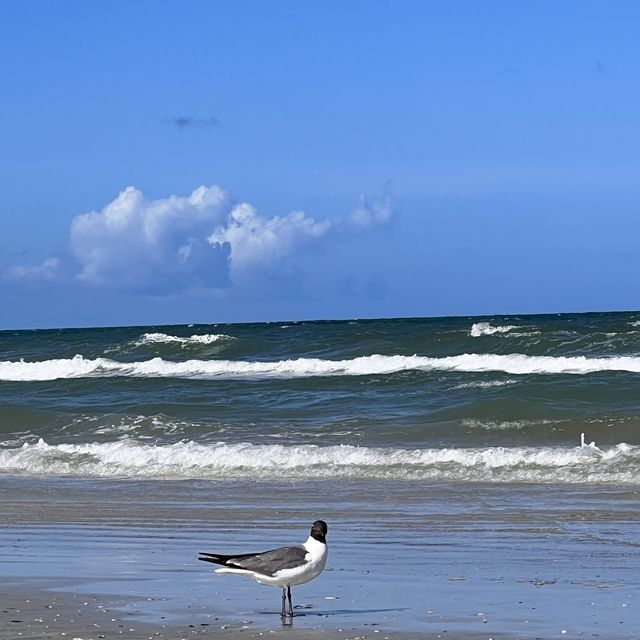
[2, 311, 640, 482]
[2, 311, 640, 637]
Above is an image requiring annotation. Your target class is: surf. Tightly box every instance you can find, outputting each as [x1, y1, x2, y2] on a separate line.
[4, 352, 640, 381]
[1, 436, 637, 484]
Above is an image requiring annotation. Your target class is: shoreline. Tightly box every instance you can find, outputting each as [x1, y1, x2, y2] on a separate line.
[2, 476, 639, 638]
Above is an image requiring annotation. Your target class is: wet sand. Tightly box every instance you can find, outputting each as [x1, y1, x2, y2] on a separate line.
[2, 476, 639, 639]
[0, 584, 512, 640]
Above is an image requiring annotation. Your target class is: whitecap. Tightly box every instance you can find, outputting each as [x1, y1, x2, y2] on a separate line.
[134, 333, 233, 347]
[470, 322, 519, 337]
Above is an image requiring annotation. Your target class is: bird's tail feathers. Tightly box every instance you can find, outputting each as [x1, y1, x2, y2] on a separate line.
[198, 551, 256, 568]
[198, 552, 228, 566]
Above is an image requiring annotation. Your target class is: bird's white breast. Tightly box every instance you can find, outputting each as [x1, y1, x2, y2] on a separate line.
[261, 536, 327, 588]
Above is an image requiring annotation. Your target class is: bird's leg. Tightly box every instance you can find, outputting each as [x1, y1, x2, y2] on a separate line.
[280, 587, 287, 618]
[287, 586, 293, 618]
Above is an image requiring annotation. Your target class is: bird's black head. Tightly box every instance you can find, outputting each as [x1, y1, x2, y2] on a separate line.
[311, 520, 328, 544]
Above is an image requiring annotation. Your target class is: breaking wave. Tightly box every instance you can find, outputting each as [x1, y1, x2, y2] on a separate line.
[470, 322, 518, 337]
[4, 352, 640, 381]
[0, 437, 637, 484]
[134, 333, 233, 347]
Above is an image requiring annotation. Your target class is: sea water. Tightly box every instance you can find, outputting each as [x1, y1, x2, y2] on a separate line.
[2, 311, 640, 482]
[2, 312, 640, 636]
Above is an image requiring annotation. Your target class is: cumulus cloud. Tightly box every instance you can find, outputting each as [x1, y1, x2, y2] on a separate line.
[208, 204, 332, 277]
[208, 187, 394, 279]
[6, 183, 394, 295]
[70, 185, 231, 291]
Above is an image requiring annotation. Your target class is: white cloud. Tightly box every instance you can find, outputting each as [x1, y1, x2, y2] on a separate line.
[6, 258, 59, 280]
[70, 185, 230, 290]
[208, 203, 332, 277]
[207, 190, 394, 280]
[350, 191, 393, 228]
[6, 183, 394, 294]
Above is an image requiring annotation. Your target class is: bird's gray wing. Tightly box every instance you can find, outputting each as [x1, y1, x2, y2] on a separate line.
[228, 545, 308, 576]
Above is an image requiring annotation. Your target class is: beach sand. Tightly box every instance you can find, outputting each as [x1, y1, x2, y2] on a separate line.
[1, 583, 511, 640]
[2, 476, 639, 639]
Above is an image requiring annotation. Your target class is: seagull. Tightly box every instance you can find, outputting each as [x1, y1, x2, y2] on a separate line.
[198, 520, 328, 618]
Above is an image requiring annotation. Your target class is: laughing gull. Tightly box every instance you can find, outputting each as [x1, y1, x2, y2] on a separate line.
[199, 520, 328, 618]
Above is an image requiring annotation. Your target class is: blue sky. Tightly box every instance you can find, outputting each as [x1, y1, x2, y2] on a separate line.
[1, 0, 639, 328]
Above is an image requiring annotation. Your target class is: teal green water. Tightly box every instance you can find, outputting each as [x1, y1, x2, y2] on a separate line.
[2, 311, 640, 483]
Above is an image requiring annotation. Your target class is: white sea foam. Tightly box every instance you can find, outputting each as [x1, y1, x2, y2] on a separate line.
[629, 321, 640, 328]
[462, 419, 534, 431]
[0, 438, 638, 483]
[135, 333, 233, 347]
[84, 414, 210, 439]
[3, 352, 640, 382]
[470, 322, 518, 337]
[453, 379, 518, 390]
